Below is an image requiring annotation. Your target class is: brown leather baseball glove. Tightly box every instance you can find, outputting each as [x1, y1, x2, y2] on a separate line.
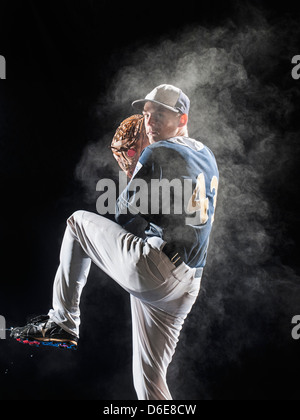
[110, 115, 150, 178]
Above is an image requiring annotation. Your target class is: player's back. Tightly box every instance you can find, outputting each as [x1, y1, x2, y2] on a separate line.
[137, 137, 219, 268]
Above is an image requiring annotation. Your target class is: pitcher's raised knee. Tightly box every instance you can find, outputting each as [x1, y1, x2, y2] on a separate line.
[67, 210, 86, 236]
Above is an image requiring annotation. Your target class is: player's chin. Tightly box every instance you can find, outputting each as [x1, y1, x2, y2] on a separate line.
[148, 133, 162, 144]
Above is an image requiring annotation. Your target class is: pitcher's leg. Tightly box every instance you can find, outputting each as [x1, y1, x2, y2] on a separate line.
[130, 295, 184, 400]
[48, 210, 146, 337]
[48, 221, 92, 337]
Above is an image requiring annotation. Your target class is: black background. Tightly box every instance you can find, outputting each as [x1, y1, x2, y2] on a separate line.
[0, 0, 300, 401]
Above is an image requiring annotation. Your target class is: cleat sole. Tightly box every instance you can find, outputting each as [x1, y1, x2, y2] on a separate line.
[15, 337, 77, 350]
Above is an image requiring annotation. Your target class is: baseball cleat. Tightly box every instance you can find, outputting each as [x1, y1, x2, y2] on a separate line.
[10, 315, 78, 350]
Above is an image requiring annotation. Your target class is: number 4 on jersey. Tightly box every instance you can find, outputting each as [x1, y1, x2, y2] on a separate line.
[186, 173, 218, 226]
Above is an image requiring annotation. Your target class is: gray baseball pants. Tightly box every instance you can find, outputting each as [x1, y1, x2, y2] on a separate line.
[48, 210, 202, 400]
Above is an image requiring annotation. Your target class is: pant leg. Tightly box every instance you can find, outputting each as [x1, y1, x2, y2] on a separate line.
[48, 210, 165, 336]
[131, 296, 182, 400]
[130, 239, 202, 400]
[48, 222, 92, 336]
[48, 210, 202, 400]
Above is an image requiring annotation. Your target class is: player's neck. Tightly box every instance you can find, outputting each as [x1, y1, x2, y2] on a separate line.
[176, 126, 189, 137]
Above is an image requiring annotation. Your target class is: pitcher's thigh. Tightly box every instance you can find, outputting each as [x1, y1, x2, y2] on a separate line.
[67, 211, 146, 293]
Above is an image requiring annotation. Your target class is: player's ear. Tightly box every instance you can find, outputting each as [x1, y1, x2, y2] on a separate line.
[178, 113, 188, 128]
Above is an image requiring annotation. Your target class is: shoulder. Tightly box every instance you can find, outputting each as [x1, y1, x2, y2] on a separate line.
[139, 137, 218, 172]
[141, 137, 198, 158]
[139, 140, 179, 165]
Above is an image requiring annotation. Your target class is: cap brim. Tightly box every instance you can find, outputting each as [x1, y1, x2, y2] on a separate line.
[132, 99, 180, 114]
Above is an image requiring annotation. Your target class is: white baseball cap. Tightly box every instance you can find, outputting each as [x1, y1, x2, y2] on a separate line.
[132, 84, 190, 115]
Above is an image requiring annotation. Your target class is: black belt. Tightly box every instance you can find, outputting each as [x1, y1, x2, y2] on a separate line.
[163, 242, 184, 268]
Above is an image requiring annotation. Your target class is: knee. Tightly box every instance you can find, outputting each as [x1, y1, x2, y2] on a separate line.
[66, 211, 86, 238]
[67, 210, 85, 226]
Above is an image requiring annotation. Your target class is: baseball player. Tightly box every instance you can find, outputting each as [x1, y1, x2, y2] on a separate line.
[11, 84, 219, 400]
